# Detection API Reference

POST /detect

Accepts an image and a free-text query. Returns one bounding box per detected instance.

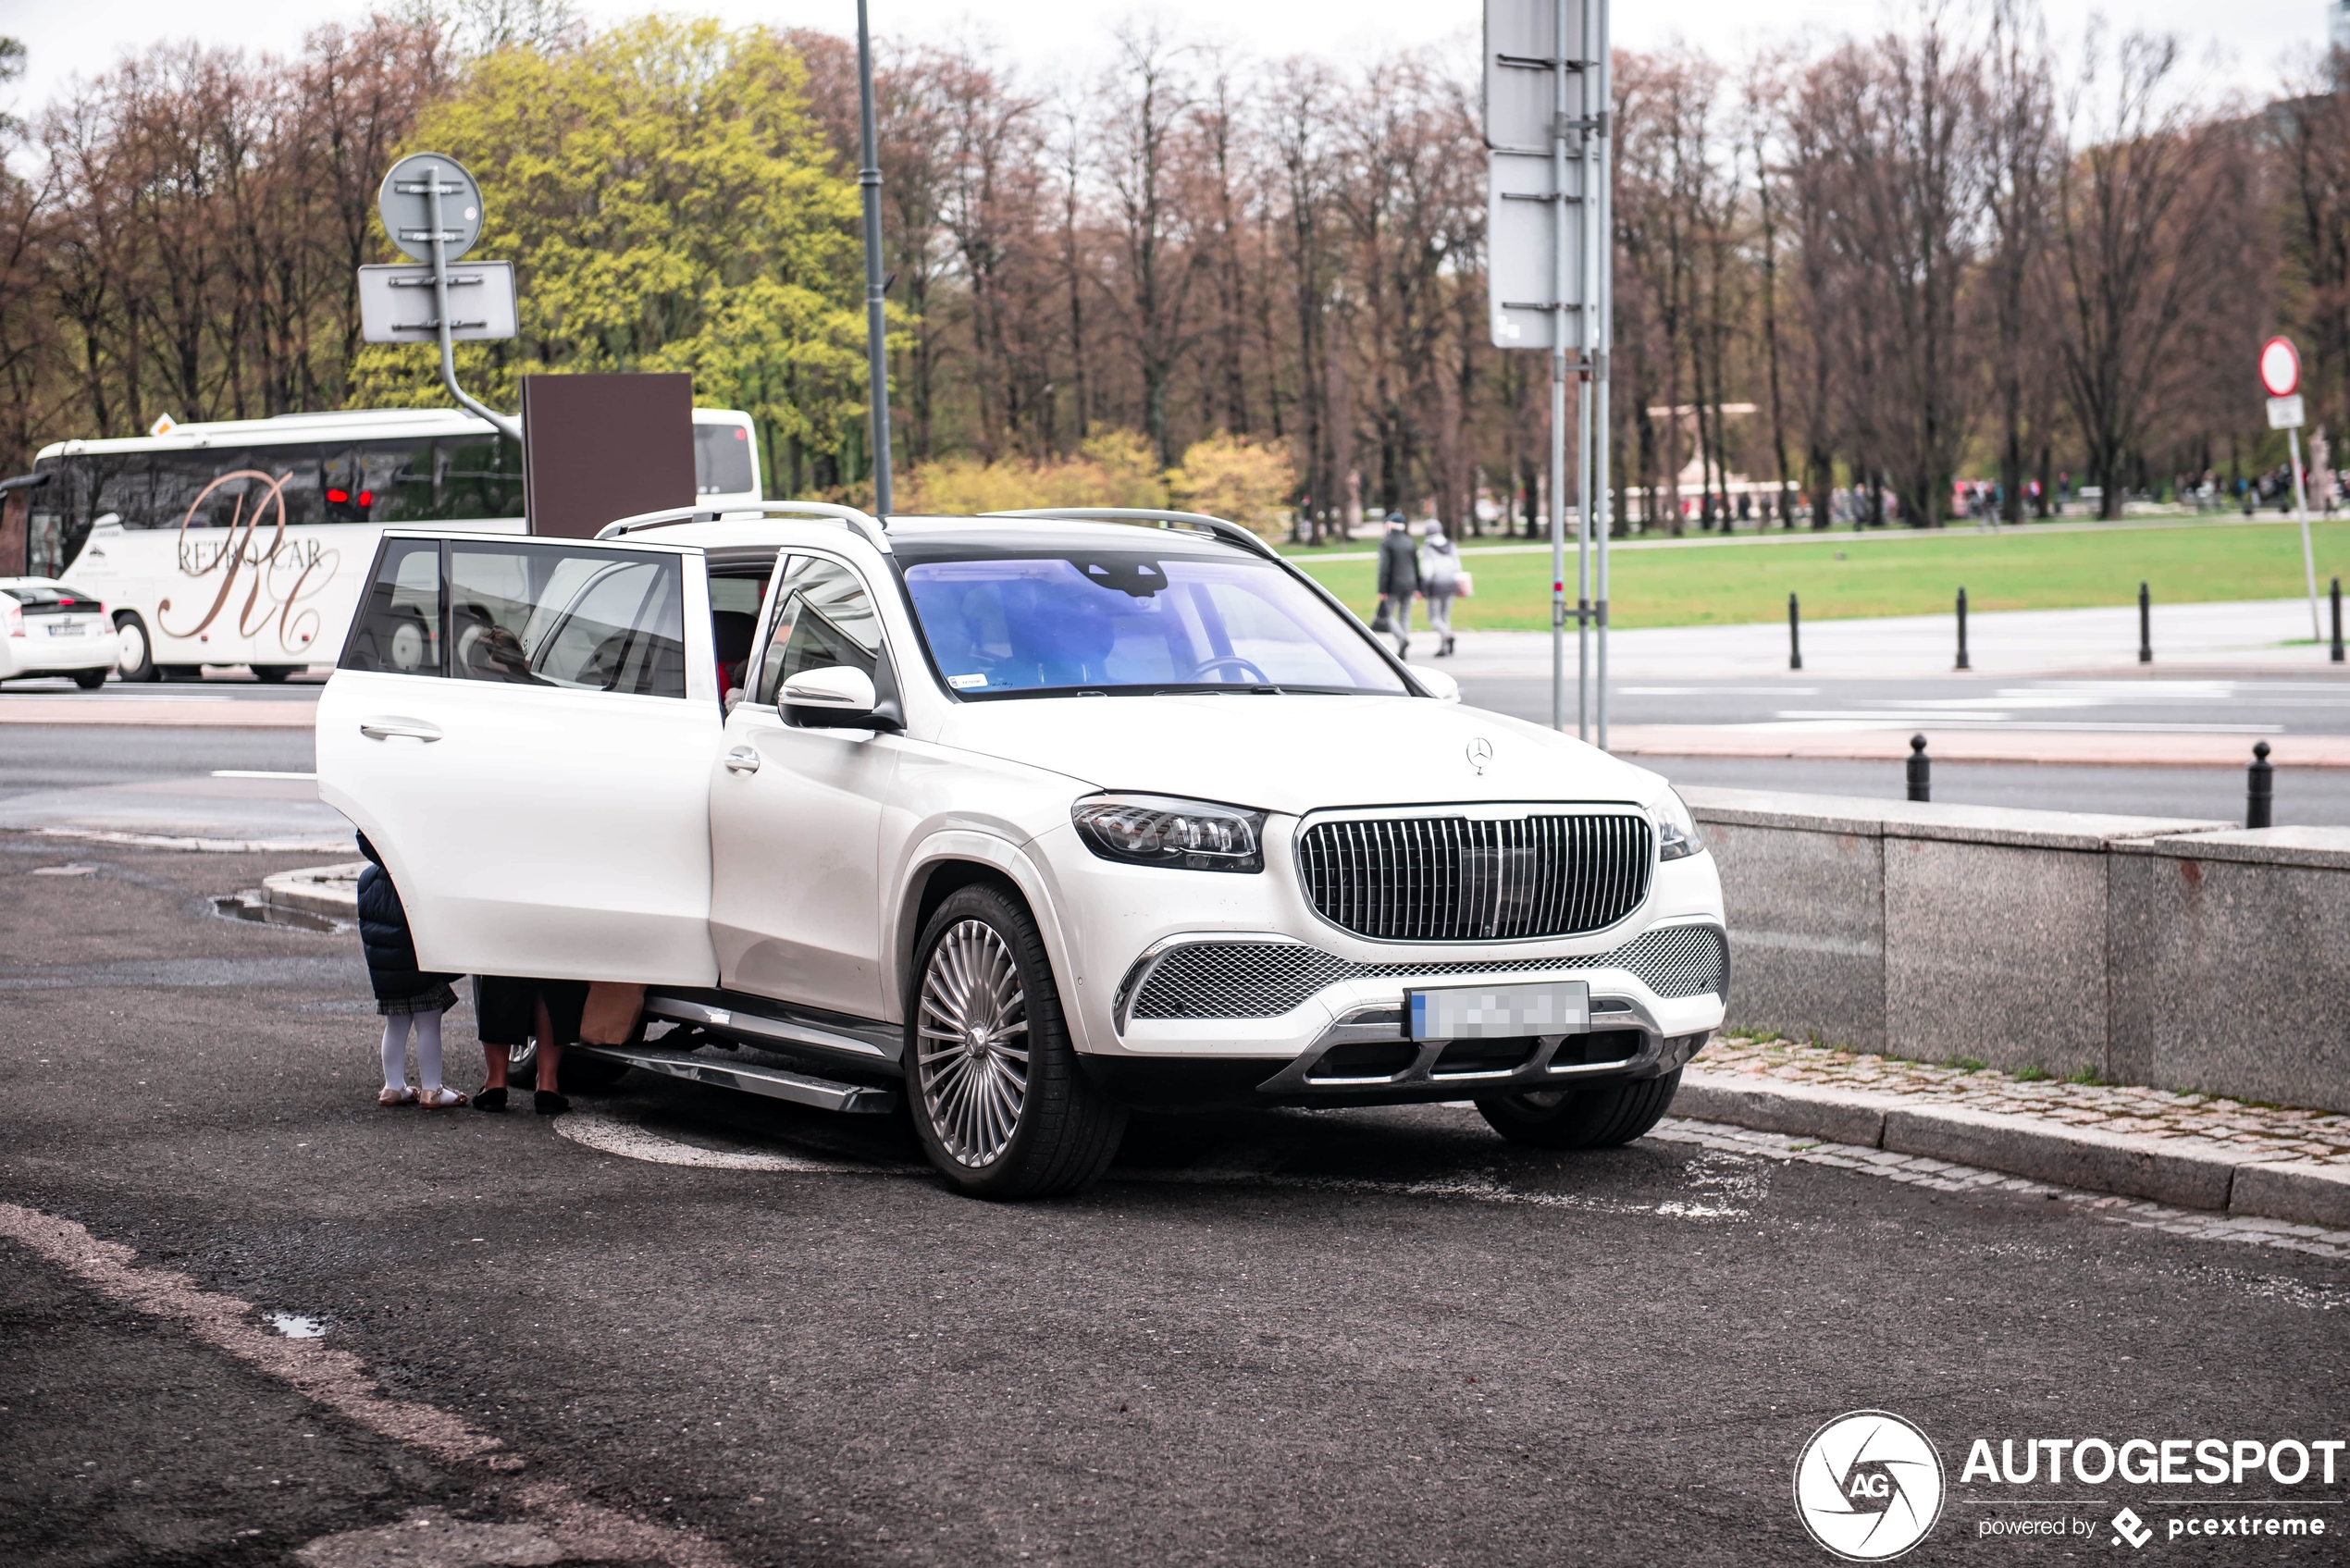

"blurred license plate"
[1408,980,1589,1040]
[45,620,88,636]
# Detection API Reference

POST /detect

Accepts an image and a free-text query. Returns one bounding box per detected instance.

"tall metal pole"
[2289,424,2319,641]
[422,160,519,444]
[856,0,894,517]
[1572,0,1592,742]
[1590,0,1612,752]
[1548,0,1571,733]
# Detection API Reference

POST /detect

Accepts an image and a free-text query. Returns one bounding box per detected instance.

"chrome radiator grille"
[1128,923,1729,1020]
[1296,813,1652,941]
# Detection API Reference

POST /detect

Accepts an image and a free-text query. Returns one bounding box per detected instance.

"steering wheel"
[1194,655,1271,685]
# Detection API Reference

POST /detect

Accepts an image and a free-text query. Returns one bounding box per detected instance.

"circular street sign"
[2259,336,2302,400]
[377,152,485,263]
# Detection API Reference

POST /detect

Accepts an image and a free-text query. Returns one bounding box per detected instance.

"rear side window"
[752,556,881,704]
[448,540,686,698]
[340,538,445,675]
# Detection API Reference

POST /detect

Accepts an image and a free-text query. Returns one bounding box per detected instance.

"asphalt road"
[4,836,2344,1566]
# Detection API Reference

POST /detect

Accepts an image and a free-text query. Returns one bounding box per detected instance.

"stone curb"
[262,862,365,918]
[1679,1068,2346,1230]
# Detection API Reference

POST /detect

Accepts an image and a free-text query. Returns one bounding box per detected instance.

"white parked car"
[316,504,1727,1197]
[1,578,115,687]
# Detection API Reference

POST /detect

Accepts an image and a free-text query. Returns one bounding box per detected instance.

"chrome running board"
[568,1043,898,1115]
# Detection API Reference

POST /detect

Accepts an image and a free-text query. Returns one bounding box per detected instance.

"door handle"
[360,717,443,743]
[724,745,761,774]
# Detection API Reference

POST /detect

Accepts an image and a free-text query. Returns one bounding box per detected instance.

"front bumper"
[1086,921,1725,1105]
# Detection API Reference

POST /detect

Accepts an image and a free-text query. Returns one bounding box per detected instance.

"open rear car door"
[316,530,723,985]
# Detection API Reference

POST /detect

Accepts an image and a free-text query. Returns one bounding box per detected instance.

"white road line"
[1650,1118,2350,1265]
[553,1104,2350,1265]
[211,770,318,780]
[551,1109,918,1175]
[31,826,352,853]
[0,1202,737,1566]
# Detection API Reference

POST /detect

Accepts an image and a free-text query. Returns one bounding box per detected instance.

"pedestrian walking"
[1375,512,1418,659]
[1417,525,1461,658]
[355,834,464,1108]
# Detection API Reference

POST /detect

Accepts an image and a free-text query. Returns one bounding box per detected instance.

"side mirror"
[1409,664,1462,703]
[781,664,897,730]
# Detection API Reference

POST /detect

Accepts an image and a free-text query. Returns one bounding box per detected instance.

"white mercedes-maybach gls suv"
[316,503,1727,1196]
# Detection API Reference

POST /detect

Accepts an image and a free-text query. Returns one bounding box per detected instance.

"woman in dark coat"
[355,833,464,1107]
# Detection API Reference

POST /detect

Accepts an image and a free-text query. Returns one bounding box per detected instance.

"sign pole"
[1591,0,1612,752]
[2291,425,2321,641]
[1549,0,1571,735]
[424,170,517,443]
[856,0,894,518]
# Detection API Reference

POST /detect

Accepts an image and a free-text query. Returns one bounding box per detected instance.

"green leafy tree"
[352,17,869,488]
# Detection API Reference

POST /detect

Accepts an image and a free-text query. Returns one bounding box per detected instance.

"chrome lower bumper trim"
[569,1043,898,1114]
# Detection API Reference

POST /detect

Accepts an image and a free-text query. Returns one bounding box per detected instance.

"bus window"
[437,435,526,519]
[150,449,319,531]
[695,422,757,496]
[90,454,156,528]
[323,440,435,524]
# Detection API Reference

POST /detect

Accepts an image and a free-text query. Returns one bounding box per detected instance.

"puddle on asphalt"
[210,891,352,934]
[266,1313,327,1339]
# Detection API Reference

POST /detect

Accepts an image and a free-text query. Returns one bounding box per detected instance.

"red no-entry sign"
[2260,336,2301,399]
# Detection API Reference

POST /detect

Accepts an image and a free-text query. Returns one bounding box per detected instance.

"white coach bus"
[23,406,763,681]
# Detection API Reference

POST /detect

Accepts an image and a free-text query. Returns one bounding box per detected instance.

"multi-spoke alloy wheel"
[916,919,1031,1167]
[904,885,1127,1198]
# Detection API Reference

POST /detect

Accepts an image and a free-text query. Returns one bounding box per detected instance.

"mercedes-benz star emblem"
[1466,737,1493,773]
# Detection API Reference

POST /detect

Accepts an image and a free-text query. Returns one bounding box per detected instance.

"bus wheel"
[251,665,295,684]
[114,614,157,683]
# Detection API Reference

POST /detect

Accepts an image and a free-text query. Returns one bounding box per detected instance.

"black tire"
[114,612,157,683]
[251,664,296,684]
[1476,1069,1683,1150]
[70,668,108,689]
[906,884,1126,1198]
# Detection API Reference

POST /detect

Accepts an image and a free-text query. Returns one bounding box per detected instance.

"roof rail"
[596,500,891,552]
[981,507,1279,561]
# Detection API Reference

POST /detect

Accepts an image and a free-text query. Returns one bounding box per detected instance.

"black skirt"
[472,975,590,1047]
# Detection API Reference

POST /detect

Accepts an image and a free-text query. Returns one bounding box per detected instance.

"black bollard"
[1954,587,1971,671]
[1907,734,1932,802]
[1788,592,1803,671]
[2247,741,2273,829]
[2332,576,2344,664]
[2138,581,2152,664]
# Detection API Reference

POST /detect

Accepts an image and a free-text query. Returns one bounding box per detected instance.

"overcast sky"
[4,0,2342,123]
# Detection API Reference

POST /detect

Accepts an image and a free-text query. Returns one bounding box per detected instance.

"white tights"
[381,1012,446,1093]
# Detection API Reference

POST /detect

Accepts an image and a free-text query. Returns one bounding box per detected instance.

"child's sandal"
[417,1086,469,1109]
[377,1085,417,1107]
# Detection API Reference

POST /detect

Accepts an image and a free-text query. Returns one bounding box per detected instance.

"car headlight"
[1071,793,1268,872]
[1653,789,1705,861]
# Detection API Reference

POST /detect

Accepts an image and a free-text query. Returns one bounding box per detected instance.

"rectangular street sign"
[1485,0,1590,153]
[1487,150,1583,350]
[2269,393,2307,430]
[357,262,519,345]
[1483,0,1596,352]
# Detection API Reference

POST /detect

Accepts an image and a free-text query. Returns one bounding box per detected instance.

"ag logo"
[1794,1410,1946,1561]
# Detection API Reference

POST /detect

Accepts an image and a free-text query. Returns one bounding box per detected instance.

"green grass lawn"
[1292,517,2350,630]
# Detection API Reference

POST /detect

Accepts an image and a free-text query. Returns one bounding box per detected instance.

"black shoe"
[534,1089,570,1117]
[474,1086,509,1113]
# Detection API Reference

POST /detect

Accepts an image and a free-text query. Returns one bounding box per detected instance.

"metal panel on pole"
[373,153,519,443]
[1484,0,1606,742]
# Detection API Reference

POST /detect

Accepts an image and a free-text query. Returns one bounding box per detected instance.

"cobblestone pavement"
[1698,1034,2350,1168]
[1653,1118,2350,1266]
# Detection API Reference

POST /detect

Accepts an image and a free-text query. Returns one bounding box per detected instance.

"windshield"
[901,549,1408,698]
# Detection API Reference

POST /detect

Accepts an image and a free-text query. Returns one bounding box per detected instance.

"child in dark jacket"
[355,833,464,1107]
